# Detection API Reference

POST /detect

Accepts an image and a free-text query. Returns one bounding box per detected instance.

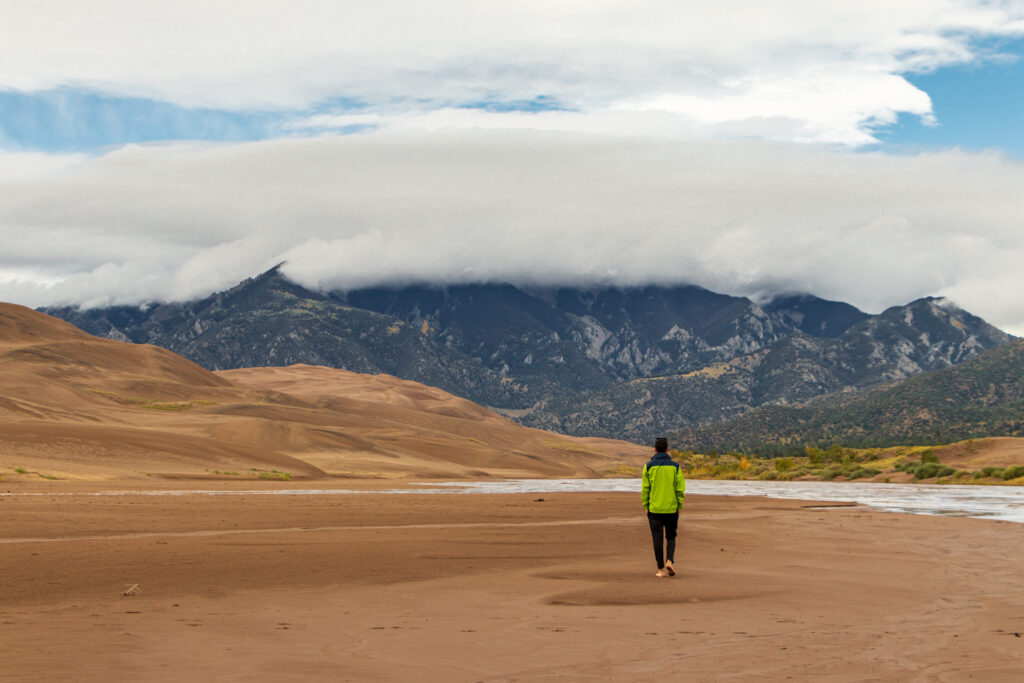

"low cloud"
[1,132,1023,333]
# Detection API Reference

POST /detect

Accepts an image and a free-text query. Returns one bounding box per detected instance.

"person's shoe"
[665,561,675,576]
[655,569,667,578]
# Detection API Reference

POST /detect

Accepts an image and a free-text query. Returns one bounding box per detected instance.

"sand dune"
[931,437,1024,468]
[0,304,645,484]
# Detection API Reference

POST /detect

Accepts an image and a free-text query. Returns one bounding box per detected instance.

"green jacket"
[641,452,686,513]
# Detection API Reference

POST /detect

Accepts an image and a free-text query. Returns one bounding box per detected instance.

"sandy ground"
[2,488,1023,682]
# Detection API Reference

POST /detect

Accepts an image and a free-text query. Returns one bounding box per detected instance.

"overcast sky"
[2,1,1023,333]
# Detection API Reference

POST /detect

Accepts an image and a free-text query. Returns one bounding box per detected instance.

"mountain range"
[42,266,1013,442]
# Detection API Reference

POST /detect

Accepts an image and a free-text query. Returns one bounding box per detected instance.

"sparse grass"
[542,440,602,455]
[892,445,941,458]
[87,389,217,411]
[147,402,195,411]
[14,467,26,474]
[258,471,291,481]
[603,463,640,477]
[37,473,58,480]
[861,454,907,470]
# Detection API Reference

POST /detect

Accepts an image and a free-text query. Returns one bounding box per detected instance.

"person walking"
[641,437,686,578]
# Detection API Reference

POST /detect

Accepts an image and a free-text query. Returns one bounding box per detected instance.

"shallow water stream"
[419,479,1024,528]
[8,479,1024,523]
[423,479,1024,523]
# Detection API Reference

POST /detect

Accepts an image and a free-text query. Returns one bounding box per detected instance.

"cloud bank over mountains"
[2,132,1023,333]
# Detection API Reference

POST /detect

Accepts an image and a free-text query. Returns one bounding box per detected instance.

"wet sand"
[2,489,1023,681]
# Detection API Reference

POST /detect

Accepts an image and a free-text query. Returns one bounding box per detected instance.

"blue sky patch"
[458,95,568,113]
[878,38,1024,157]
[0,87,280,153]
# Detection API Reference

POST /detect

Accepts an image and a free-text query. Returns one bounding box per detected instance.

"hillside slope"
[671,339,1024,454]
[0,303,644,483]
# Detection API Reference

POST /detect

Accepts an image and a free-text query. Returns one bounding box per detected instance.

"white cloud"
[1,132,1023,334]
[2,1,1023,145]
[0,150,86,180]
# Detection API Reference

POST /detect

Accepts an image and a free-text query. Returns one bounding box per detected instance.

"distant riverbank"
[657,437,1024,487]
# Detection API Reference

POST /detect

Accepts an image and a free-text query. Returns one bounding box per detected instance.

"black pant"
[647,512,679,569]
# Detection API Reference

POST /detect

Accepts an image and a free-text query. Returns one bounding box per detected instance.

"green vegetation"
[257,471,291,481]
[1002,465,1024,481]
[667,440,1024,486]
[7,467,57,480]
[973,467,1004,479]
[891,458,958,481]
[908,463,956,480]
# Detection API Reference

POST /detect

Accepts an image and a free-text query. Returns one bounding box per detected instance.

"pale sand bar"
[2,489,1023,681]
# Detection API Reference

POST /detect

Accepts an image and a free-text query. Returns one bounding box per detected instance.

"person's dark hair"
[654,437,668,452]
